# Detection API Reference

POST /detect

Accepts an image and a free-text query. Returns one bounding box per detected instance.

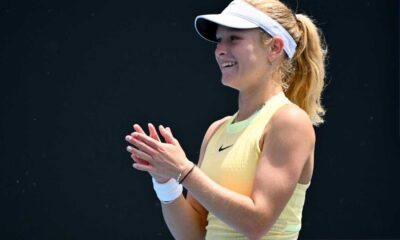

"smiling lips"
[221,61,237,68]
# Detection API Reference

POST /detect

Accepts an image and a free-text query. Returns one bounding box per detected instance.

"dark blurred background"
[0,0,398,239]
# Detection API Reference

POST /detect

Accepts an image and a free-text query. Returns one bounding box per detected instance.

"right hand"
[127,123,170,183]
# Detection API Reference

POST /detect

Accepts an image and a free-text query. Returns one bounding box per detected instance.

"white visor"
[194,0,297,59]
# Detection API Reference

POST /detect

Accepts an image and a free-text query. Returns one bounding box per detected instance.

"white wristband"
[152,178,183,202]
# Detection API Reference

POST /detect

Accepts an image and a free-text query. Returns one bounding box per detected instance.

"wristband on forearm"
[152,178,183,204]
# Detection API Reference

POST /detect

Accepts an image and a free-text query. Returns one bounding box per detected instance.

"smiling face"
[215,26,271,91]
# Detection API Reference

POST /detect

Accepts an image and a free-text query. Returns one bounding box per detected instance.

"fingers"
[133,123,162,142]
[160,126,181,147]
[128,123,157,173]
[127,145,153,163]
[127,146,155,172]
[166,127,172,135]
[133,124,145,134]
[126,135,154,158]
[131,132,162,151]
[127,123,178,177]
[127,145,149,165]
[126,124,164,165]
[131,154,150,166]
[148,123,161,141]
[159,125,174,144]
[133,162,154,172]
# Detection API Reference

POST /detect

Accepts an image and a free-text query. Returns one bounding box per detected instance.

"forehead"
[215,25,260,36]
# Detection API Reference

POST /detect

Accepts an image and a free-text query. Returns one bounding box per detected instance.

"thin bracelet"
[179,164,196,184]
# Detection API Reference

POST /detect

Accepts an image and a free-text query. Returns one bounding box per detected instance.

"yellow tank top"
[200,92,310,240]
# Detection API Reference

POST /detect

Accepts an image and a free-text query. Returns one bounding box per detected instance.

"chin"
[221,76,240,90]
[221,76,232,86]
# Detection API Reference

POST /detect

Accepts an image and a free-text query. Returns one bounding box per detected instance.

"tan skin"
[125,26,315,240]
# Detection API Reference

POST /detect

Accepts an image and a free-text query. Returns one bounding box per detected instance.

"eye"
[230,35,240,41]
[216,37,221,43]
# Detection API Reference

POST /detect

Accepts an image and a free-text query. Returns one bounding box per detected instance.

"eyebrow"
[221,27,248,33]
[216,28,248,38]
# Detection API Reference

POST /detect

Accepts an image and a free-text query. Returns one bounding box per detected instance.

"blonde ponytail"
[245,0,328,125]
[286,14,327,125]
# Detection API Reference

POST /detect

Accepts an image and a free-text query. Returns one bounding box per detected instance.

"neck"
[236,83,283,122]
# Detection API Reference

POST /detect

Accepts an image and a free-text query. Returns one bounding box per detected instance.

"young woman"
[125,0,327,239]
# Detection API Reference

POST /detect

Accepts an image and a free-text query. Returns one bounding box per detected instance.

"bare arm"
[127,106,315,239]
[127,118,229,239]
[181,106,315,239]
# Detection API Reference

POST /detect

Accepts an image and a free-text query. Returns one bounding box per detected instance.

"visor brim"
[194,14,258,42]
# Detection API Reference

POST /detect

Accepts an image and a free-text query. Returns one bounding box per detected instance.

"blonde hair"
[246,0,328,125]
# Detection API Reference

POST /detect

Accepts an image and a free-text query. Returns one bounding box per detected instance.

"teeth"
[222,62,236,68]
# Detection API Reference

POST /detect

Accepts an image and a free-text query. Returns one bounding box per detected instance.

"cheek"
[247,53,259,65]
[244,54,269,80]
[241,44,266,67]
[242,51,265,73]
[243,45,257,61]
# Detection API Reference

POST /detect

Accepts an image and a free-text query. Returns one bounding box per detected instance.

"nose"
[215,41,227,57]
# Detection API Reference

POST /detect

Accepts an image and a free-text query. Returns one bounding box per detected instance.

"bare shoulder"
[267,104,315,147]
[271,104,314,131]
[204,116,231,141]
[197,116,231,166]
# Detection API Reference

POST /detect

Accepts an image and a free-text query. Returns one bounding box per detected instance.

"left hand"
[127,123,169,183]
[126,125,192,181]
